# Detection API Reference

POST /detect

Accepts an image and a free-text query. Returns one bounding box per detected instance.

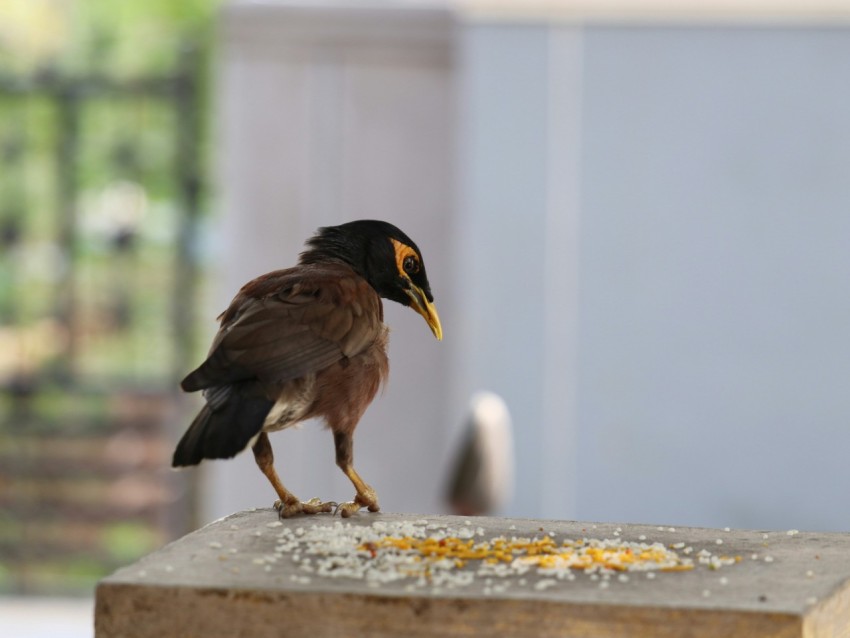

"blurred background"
[2,0,850,633]
[0,0,214,602]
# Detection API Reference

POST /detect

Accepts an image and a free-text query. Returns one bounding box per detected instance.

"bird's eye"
[403,255,420,275]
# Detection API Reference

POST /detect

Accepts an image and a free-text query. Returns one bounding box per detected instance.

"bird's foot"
[275,497,337,519]
[334,488,380,518]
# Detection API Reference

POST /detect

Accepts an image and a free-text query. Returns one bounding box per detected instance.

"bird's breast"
[310,327,390,434]
[260,327,389,434]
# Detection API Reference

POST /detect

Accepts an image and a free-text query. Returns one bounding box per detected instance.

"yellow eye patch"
[391,238,420,278]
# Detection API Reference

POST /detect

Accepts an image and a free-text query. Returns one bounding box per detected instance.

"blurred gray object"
[446,392,514,516]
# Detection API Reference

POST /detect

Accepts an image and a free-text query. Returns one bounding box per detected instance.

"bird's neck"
[299,231,368,277]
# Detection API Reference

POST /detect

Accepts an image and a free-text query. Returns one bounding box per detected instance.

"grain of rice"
[244,518,744,595]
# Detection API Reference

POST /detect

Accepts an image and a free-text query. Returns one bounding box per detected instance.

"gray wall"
[576,26,850,529]
[460,21,850,529]
[214,1,850,531]
[455,24,583,519]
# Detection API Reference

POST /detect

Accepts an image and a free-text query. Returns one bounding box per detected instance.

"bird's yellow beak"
[405,284,443,341]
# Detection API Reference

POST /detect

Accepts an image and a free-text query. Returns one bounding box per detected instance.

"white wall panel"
[206,2,456,522]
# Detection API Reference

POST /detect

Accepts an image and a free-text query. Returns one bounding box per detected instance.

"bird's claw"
[334,491,380,518]
[275,497,337,519]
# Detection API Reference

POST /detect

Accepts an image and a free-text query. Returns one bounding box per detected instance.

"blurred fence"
[0,46,203,595]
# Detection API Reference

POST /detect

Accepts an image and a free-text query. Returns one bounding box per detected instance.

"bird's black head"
[300,220,442,340]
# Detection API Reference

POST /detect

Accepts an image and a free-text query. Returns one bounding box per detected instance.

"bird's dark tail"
[172,390,274,467]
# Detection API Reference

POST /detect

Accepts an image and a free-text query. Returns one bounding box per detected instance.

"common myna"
[173,220,442,518]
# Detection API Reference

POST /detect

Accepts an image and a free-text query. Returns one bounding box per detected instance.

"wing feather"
[181,263,382,392]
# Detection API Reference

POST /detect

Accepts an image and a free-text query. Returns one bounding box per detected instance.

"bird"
[172,220,442,518]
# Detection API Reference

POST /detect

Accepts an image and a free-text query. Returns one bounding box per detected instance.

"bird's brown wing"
[181,263,384,392]
[173,264,384,465]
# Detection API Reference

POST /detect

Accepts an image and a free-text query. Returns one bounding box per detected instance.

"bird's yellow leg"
[251,433,336,518]
[333,431,380,518]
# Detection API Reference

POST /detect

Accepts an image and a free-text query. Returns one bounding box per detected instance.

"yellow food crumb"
[360,535,696,573]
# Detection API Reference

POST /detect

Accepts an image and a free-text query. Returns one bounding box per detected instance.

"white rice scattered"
[226,519,748,595]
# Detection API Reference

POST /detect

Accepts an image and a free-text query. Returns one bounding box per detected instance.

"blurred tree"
[0,0,221,596]
[0,1,66,70]
[0,0,221,75]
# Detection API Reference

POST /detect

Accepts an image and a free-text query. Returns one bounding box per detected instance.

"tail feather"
[181,346,250,392]
[172,390,274,466]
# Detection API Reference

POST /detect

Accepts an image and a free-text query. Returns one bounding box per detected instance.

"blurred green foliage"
[101,522,161,562]
[0,0,218,596]
[0,0,222,75]
[0,0,217,387]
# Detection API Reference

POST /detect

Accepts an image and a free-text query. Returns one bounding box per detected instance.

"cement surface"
[96,510,850,637]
